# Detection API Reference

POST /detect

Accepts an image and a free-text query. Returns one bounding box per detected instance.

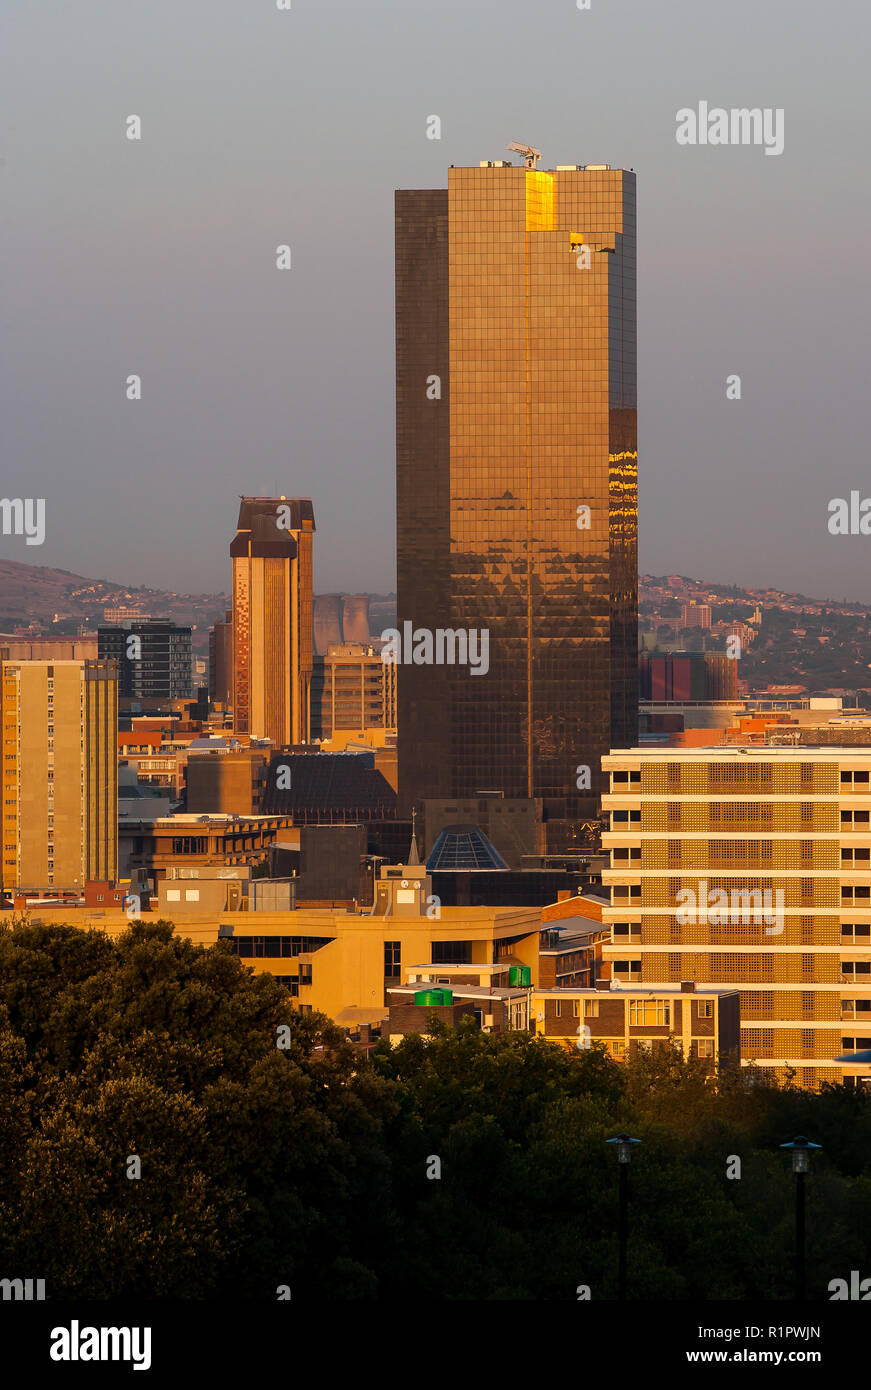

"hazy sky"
[3,0,870,601]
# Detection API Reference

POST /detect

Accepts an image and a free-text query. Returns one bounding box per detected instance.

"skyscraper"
[395,156,637,846]
[98,620,192,701]
[0,659,118,892]
[231,497,315,747]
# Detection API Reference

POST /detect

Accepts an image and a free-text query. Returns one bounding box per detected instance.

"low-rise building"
[531,980,739,1068]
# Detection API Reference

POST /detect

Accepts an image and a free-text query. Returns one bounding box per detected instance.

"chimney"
[680,980,696,993]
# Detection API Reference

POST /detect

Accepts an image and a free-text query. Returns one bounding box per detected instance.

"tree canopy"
[1,918,869,1300]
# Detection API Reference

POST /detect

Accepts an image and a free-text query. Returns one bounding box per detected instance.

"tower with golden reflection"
[395,156,637,846]
[231,497,315,748]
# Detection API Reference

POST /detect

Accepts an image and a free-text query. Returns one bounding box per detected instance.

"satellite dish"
[401,879,409,889]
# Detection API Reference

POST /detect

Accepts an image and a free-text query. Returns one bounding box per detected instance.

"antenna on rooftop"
[507,141,542,168]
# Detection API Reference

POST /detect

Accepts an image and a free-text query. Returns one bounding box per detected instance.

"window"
[230,935,331,959]
[609,1041,626,1059]
[584,998,599,1017]
[696,1039,714,1059]
[697,1000,713,1019]
[613,959,641,977]
[629,999,670,1027]
[384,941,401,979]
[431,940,472,964]
[298,964,312,986]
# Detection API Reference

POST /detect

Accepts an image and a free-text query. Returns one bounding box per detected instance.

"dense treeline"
[1,919,870,1300]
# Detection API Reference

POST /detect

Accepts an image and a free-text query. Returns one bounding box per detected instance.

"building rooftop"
[534,984,738,997]
[606,746,871,760]
[388,983,527,1003]
[426,825,509,872]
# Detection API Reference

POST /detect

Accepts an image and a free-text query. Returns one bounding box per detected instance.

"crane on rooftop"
[507,141,542,168]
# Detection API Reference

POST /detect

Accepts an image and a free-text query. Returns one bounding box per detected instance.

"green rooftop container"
[414,988,454,1007]
[508,965,531,988]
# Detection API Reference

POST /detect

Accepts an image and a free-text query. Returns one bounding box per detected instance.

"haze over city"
[3,0,870,599]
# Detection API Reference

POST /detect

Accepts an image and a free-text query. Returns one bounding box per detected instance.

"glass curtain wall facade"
[396,162,637,847]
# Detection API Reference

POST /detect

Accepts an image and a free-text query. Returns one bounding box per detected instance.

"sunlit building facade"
[1,659,118,892]
[602,746,871,1090]
[395,158,637,847]
[231,497,315,747]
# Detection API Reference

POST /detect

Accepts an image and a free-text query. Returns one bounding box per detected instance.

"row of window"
[549,996,715,1027]
[228,936,330,959]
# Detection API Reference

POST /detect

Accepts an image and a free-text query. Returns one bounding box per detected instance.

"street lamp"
[606,1133,641,1299]
[779,1136,821,1300]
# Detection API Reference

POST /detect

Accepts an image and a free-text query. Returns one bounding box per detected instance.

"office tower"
[209,609,233,707]
[231,497,315,747]
[602,746,871,1090]
[639,651,739,702]
[98,621,192,701]
[395,156,637,846]
[0,659,118,891]
[310,642,397,745]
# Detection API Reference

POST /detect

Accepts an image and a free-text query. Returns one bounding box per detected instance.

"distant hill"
[0,557,397,645]
[641,574,871,697]
[0,558,228,634]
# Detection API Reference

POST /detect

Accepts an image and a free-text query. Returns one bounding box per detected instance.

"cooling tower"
[313,593,343,656]
[342,594,371,645]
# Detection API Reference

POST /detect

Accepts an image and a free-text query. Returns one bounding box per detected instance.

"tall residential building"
[231,497,315,747]
[1,659,118,892]
[602,746,871,1090]
[98,621,192,701]
[395,156,637,845]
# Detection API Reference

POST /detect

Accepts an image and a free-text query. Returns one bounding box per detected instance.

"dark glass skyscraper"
[395,157,637,847]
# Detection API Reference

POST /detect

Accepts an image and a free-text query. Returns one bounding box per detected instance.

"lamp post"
[606,1133,641,1300]
[779,1136,821,1300]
